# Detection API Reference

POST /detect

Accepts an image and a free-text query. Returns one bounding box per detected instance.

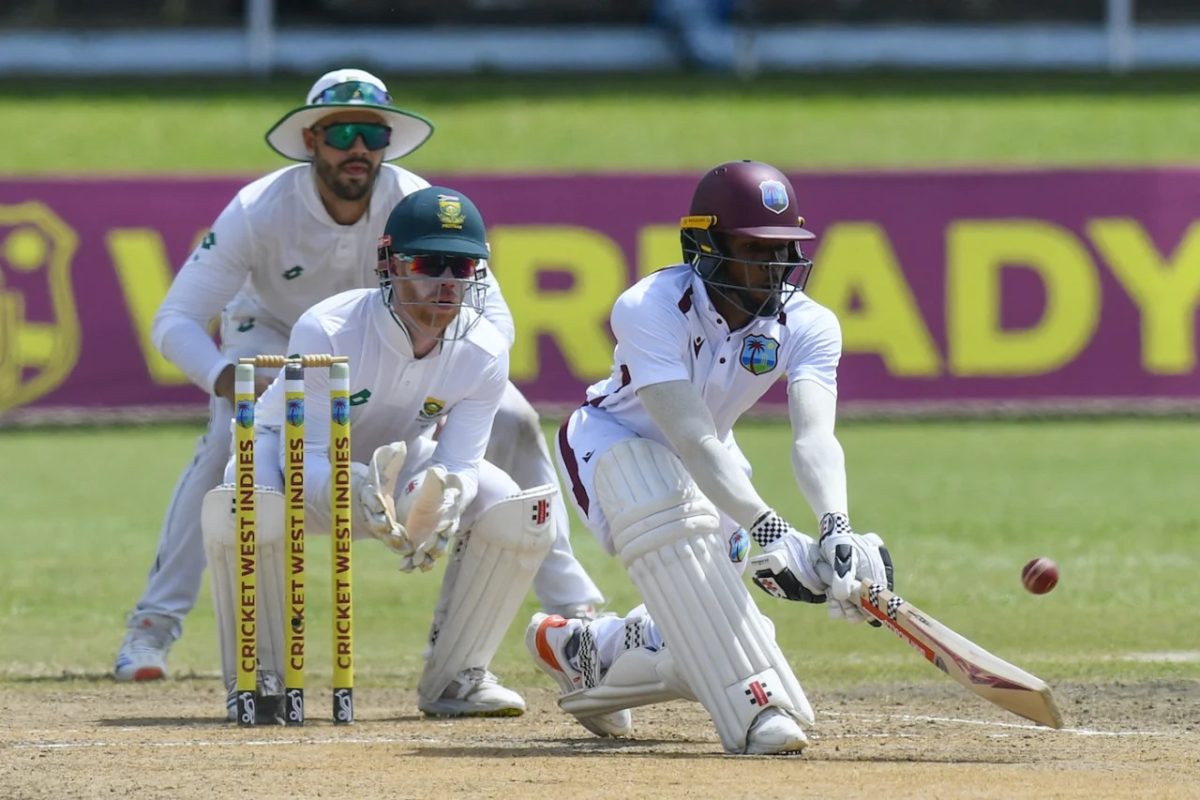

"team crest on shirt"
[739,334,779,375]
[437,195,465,230]
[759,180,789,214]
[419,396,447,420]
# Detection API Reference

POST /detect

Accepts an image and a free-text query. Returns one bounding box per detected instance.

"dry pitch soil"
[1,679,1197,799]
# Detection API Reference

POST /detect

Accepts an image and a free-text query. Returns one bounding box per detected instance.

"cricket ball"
[1021,557,1059,595]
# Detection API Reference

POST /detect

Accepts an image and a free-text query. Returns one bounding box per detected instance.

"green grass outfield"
[1,419,1195,689]
[2,71,1200,175]
[1,72,1197,700]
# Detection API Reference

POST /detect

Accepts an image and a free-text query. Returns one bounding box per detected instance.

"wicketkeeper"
[115,68,602,684]
[203,187,554,722]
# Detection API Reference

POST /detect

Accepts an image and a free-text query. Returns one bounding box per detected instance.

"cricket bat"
[859,578,1064,729]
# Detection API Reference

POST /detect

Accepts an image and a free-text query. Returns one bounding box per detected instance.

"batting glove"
[817,512,894,625]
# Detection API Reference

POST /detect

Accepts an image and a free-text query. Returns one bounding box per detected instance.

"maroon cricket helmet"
[684,160,815,242]
[680,160,816,316]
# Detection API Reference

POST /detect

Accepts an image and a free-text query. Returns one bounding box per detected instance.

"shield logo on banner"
[739,334,779,376]
[0,202,80,415]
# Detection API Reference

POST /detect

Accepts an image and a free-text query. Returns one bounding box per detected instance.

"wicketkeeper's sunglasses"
[312,122,392,152]
[394,254,480,279]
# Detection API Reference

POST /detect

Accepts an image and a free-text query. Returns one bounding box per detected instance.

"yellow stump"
[329,361,354,724]
[234,362,257,726]
[283,361,306,725]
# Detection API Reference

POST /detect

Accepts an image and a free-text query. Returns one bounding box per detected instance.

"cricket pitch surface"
[1,680,1196,799]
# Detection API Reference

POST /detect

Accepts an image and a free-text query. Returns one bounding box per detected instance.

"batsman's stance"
[528,161,894,754]
[203,187,553,722]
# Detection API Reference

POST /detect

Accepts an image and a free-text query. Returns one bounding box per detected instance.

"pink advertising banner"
[2,168,1199,421]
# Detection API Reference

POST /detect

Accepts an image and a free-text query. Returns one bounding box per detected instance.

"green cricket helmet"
[375,187,490,341]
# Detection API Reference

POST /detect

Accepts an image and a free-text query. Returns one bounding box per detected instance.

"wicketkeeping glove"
[357,442,414,557]
[817,512,894,625]
[399,466,464,573]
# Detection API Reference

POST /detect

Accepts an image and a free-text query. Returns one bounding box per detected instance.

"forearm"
[788,379,848,521]
[637,381,769,529]
[155,317,230,394]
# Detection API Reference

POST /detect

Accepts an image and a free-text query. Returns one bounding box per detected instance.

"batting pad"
[594,438,814,753]
[557,618,693,718]
[417,485,556,704]
[201,485,288,691]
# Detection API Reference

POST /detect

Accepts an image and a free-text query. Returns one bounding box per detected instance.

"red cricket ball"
[1021,557,1059,595]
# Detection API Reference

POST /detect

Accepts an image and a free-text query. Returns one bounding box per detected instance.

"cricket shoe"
[526,612,634,738]
[744,707,808,755]
[225,670,285,725]
[418,667,526,718]
[113,612,177,682]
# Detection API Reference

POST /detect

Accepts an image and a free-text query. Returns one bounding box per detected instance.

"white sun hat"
[265,68,434,162]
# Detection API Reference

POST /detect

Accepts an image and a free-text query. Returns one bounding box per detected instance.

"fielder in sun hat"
[265,68,435,162]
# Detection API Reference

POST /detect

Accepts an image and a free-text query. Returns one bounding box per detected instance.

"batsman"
[528,160,894,754]
[202,186,554,722]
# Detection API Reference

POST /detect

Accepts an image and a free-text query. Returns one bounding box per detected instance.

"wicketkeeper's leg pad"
[417,484,556,704]
[201,485,288,695]
[593,437,814,753]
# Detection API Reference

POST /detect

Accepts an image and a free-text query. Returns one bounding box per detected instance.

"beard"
[314,153,380,201]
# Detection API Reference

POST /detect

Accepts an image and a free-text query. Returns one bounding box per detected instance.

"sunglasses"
[311,80,392,106]
[312,122,392,152]
[393,254,480,279]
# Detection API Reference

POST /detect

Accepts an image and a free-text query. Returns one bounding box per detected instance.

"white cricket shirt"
[152,163,512,394]
[255,288,509,509]
[585,265,841,446]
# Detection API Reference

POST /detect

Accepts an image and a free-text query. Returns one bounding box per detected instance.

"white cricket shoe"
[744,707,808,755]
[526,612,634,738]
[418,667,526,718]
[113,612,176,682]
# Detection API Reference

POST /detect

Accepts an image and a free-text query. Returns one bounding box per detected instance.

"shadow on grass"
[3,71,1200,104]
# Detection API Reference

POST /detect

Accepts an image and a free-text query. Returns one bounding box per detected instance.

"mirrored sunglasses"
[313,122,392,151]
[311,80,392,106]
[394,254,480,279]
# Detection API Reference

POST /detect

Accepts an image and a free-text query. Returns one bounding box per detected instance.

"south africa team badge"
[739,334,779,376]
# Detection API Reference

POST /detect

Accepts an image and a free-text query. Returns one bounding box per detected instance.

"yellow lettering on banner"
[490,226,624,381]
[106,228,189,385]
[806,223,941,376]
[1088,218,1200,374]
[637,224,682,279]
[947,220,1099,376]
